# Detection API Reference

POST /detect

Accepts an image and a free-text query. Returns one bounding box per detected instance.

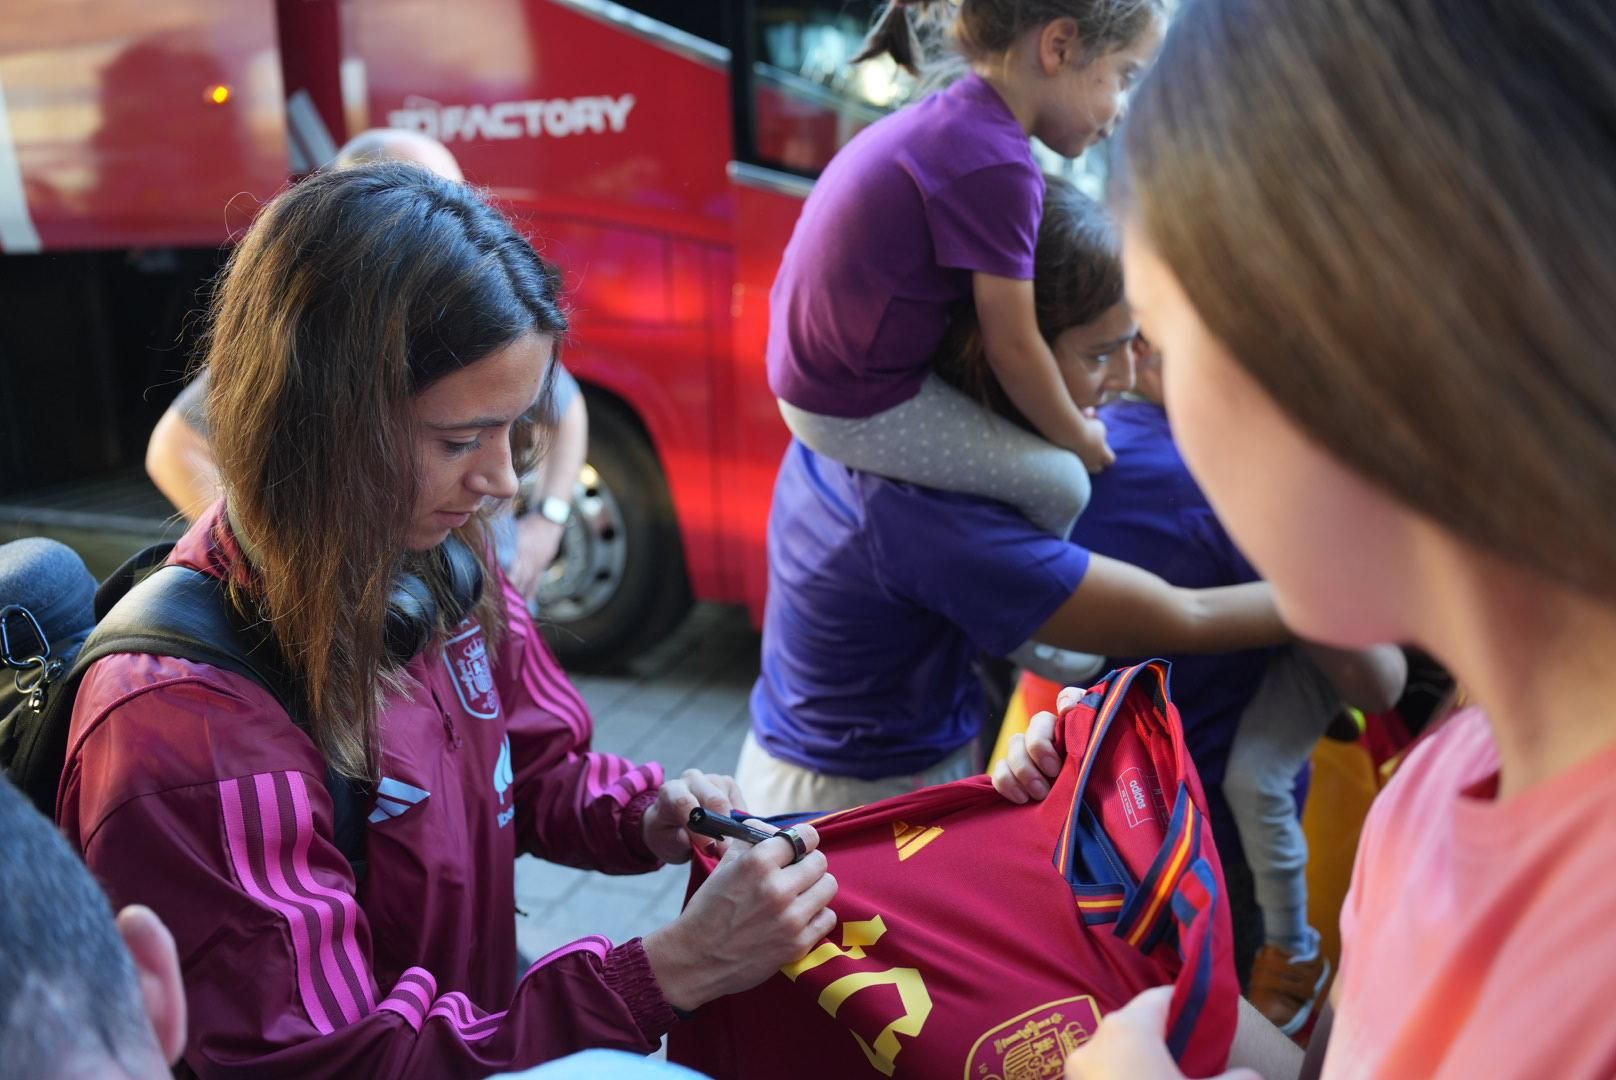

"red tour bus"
[0,0,908,663]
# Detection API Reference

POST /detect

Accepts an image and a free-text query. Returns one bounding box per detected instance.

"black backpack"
[0,543,369,882]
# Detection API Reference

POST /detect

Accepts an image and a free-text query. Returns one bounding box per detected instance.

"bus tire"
[531,395,693,668]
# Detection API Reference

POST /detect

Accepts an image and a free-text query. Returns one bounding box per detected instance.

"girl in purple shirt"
[767,0,1165,540]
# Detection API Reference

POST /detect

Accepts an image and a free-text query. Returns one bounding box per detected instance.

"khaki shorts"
[734,730,981,818]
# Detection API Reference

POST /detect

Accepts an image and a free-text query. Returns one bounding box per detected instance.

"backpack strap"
[19,558,370,883]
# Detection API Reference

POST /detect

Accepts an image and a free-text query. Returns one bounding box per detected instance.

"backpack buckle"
[1,605,60,710]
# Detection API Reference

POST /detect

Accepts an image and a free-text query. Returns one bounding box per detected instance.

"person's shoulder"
[1395,707,1496,789]
[862,470,1033,530]
[71,652,322,803]
[1097,400,1176,462]
[900,78,1037,189]
[933,75,1033,146]
[1100,397,1169,430]
[863,476,1076,581]
[1369,708,1493,812]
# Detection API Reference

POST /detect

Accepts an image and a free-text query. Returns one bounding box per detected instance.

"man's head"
[0,779,185,1079]
[333,128,463,181]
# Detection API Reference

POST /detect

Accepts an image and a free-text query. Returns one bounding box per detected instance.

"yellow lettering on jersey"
[892,821,944,862]
[781,916,887,980]
[820,965,934,1076]
[778,913,933,1075]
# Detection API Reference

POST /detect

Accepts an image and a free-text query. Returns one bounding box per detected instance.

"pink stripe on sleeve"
[525,934,612,973]
[510,615,591,742]
[377,997,424,1031]
[284,771,378,1013]
[589,757,657,808]
[584,755,608,800]
[219,777,335,1035]
[254,773,366,1027]
[427,992,503,1041]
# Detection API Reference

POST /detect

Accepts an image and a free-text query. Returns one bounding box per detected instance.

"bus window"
[742,1,908,177]
[732,0,1110,194]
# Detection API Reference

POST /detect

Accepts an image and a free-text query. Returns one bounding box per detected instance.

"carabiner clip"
[0,604,49,670]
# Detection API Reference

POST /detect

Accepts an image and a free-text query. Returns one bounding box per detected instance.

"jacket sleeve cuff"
[619,788,661,864]
[605,937,680,1043]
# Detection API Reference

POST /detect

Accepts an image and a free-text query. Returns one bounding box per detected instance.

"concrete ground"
[514,602,760,962]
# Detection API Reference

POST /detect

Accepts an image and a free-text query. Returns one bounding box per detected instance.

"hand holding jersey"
[671,661,1239,1079]
[1003,706,1187,1080]
[993,705,1066,803]
[1063,987,1262,1080]
[1005,695,1298,1080]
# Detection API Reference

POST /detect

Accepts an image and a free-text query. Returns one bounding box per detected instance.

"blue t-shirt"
[752,441,1091,778]
[1070,399,1273,853]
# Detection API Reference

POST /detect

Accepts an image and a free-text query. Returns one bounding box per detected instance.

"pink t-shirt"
[1325,707,1616,1079]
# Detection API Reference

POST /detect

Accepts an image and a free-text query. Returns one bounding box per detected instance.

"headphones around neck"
[226,506,484,665]
[384,534,485,664]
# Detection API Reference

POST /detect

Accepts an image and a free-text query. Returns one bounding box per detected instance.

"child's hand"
[992,710,1063,803]
[1074,410,1116,473]
[1064,986,1261,1080]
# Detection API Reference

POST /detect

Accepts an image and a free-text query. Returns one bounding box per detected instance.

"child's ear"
[1039,16,1084,73]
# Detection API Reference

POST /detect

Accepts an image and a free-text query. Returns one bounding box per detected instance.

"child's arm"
[974,272,1115,470]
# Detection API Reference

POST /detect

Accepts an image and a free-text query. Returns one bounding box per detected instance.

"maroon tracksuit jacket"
[57,506,676,1076]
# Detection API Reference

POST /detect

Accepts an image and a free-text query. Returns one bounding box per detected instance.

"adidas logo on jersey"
[1117,767,1169,830]
[892,821,943,862]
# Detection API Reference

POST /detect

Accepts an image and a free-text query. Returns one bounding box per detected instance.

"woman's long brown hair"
[203,163,566,780]
[1121,0,1616,599]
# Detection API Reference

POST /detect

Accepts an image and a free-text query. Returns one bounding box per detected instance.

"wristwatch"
[536,495,571,526]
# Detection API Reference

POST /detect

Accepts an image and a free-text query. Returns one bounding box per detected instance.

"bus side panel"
[345,0,733,241]
[511,213,728,607]
[725,174,804,626]
[0,0,289,252]
[349,0,738,605]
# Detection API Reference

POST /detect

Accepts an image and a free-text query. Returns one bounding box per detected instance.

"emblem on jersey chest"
[966,995,1101,1080]
[443,621,500,719]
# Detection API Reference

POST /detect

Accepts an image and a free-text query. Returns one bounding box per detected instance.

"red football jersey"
[669,660,1238,1079]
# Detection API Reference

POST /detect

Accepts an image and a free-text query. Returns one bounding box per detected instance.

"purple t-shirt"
[767,74,1043,418]
[1069,399,1275,856]
[751,441,1091,778]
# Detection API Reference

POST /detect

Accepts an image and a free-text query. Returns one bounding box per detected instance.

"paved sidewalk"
[514,603,760,961]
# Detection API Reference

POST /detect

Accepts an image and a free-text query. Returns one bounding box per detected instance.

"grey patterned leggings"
[1224,646,1340,954]
[778,375,1091,537]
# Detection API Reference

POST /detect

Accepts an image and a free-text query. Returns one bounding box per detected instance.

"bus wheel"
[528,397,692,668]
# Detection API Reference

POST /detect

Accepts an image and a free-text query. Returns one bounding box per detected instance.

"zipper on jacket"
[425,681,462,749]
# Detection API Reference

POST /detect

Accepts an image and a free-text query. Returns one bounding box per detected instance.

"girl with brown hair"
[998,1,1616,1076]
[54,163,838,1077]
